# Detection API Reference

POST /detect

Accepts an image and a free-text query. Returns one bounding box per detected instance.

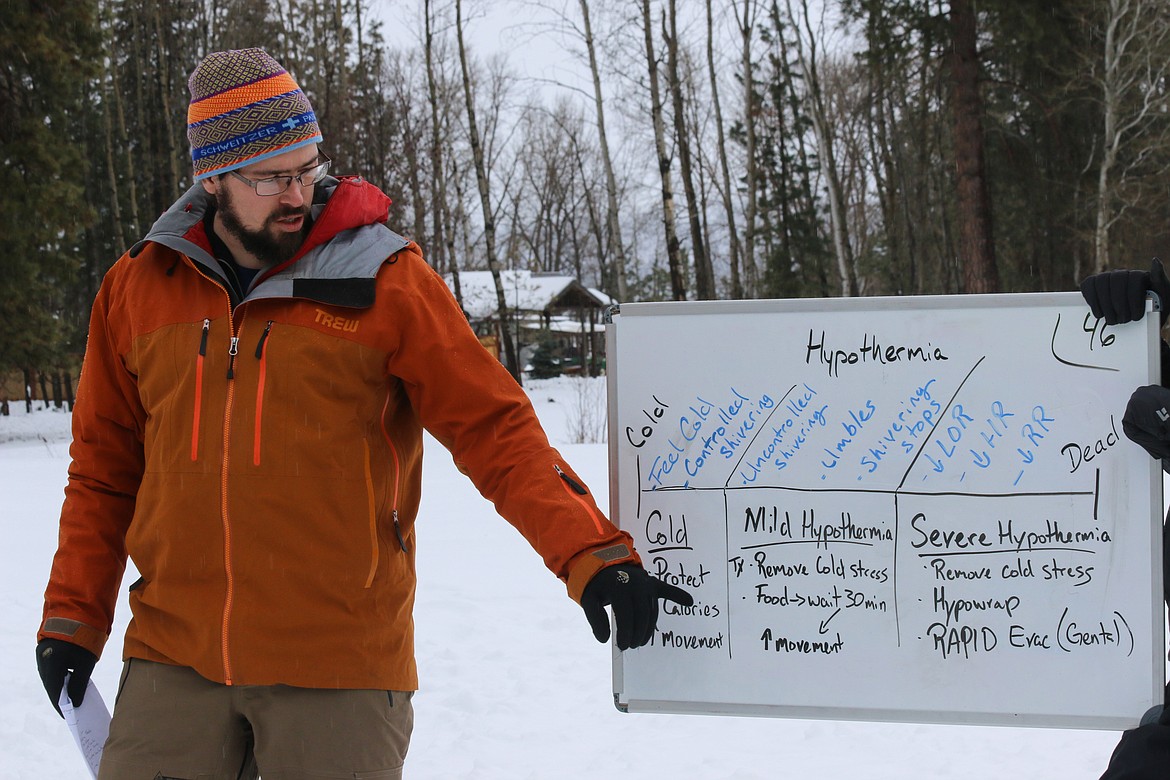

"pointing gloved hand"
[581,563,694,650]
[1122,385,1170,461]
[1081,258,1170,325]
[36,638,97,717]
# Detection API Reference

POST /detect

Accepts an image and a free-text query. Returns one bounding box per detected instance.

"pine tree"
[0,1,100,375]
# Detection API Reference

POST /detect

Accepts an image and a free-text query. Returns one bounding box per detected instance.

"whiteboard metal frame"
[605,291,1165,730]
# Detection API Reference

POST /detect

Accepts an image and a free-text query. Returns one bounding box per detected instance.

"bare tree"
[783,0,858,297]
[455,0,521,381]
[98,3,127,256]
[684,51,716,283]
[513,103,585,274]
[1087,0,1170,274]
[665,0,714,299]
[532,99,613,290]
[578,0,630,301]
[825,54,877,294]
[641,0,686,301]
[707,0,744,299]
[151,3,183,195]
[424,0,456,303]
[331,0,353,166]
[732,0,761,296]
[383,51,429,246]
[859,8,910,294]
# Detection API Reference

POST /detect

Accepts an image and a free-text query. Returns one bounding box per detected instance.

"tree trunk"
[456,0,521,382]
[398,83,428,251]
[101,49,127,255]
[1093,0,1170,277]
[735,0,760,296]
[642,0,686,301]
[786,0,858,297]
[112,44,140,238]
[708,0,744,299]
[573,136,609,291]
[579,0,629,301]
[445,156,463,310]
[355,0,364,69]
[451,158,474,270]
[424,0,448,275]
[1094,0,1129,274]
[103,0,140,240]
[51,372,63,409]
[666,0,714,299]
[38,371,50,411]
[861,6,908,294]
[333,0,352,166]
[129,11,152,211]
[948,0,1000,293]
[152,3,181,196]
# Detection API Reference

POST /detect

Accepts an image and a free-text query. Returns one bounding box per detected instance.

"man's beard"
[215,184,311,266]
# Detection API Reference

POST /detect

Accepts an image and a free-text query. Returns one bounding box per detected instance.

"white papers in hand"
[58,674,111,779]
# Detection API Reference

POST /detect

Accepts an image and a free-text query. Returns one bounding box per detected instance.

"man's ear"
[200,177,218,196]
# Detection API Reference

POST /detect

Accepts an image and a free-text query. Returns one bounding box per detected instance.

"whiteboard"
[606,292,1164,729]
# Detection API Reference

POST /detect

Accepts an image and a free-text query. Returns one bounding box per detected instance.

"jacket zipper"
[219,306,244,686]
[252,321,273,466]
[379,392,409,552]
[191,319,210,461]
[555,464,606,535]
[226,335,240,379]
[184,256,245,685]
[362,440,379,587]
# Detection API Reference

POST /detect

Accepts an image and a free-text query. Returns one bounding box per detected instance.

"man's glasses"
[228,152,332,196]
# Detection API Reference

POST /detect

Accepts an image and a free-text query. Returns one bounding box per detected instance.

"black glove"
[581,564,694,650]
[1100,720,1170,780]
[1122,385,1170,461]
[1081,258,1170,325]
[36,638,97,717]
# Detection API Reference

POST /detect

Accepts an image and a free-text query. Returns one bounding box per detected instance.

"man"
[36,48,690,779]
[1082,260,1170,780]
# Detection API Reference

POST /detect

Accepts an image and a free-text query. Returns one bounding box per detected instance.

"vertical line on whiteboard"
[636,455,643,519]
[1094,468,1100,520]
[893,491,901,647]
[724,486,733,659]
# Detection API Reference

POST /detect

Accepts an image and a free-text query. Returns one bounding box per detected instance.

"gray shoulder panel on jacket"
[247,224,409,308]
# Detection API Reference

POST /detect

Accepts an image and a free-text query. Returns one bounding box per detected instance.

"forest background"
[5,0,1170,391]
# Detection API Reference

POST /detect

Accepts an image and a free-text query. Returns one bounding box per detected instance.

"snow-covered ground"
[0,378,1134,778]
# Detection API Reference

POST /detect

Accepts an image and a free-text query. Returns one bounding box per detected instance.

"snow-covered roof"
[447,270,609,320]
[587,287,617,308]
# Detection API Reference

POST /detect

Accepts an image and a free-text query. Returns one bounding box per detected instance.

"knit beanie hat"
[187,48,323,181]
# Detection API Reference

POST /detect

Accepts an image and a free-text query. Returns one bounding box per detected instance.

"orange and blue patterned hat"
[187,48,323,181]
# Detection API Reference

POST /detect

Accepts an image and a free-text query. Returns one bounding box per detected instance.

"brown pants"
[98,659,413,780]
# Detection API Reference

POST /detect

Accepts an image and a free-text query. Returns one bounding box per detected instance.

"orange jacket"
[39,176,638,691]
